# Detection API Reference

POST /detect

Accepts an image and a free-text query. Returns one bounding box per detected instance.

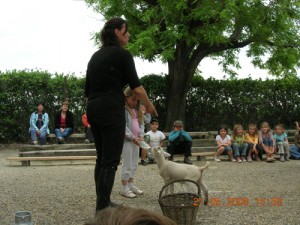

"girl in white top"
[120,87,145,198]
[215,126,235,162]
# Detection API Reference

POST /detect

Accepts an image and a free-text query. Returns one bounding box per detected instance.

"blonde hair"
[260,121,270,131]
[85,206,177,225]
[246,123,258,135]
[124,86,143,123]
[232,124,244,139]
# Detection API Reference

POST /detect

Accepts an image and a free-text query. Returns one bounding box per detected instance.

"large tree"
[85,0,300,130]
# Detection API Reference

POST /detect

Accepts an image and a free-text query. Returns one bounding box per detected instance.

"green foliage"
[141,75,300,131]
[85,0,300,76]
[0,70,86,143]
[1,71,300,142]
[140,74,168,125]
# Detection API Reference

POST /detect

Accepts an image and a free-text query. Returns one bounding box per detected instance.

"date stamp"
[193,197,283,207]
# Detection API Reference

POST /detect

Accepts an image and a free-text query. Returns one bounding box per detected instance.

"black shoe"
[140,160,148,166]
[184,157,193,165]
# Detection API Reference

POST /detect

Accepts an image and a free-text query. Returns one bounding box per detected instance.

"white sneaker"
[236,157,242,163]
[230,157,236,162]
[120,188,136,198]
[214,156,221,162]
[130,185,144,195]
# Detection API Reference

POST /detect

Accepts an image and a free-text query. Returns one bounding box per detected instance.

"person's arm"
[159,132,166,147]
[121,49,157,116]
[29,113,38,130]
[124,109,137,143]
[132,86,157,116]
[254,134,259,144]
[168,130,180,142]
[40,113,49,132]
[284,133,289,145]
[82,114,89,127]
[230,135,234,143]
[125,126,135,141]
[181,130,192,141]
[215,135,223,148]
[221,135,231,146]
[244,133,253,144]
[258,130,263,144]
[272,135,277,152]
[84,60,92,99]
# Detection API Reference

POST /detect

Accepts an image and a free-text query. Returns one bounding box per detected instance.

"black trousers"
[87,94,125,211]
[167,141,192,158]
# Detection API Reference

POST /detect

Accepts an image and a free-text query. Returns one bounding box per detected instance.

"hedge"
[1,70,299,143]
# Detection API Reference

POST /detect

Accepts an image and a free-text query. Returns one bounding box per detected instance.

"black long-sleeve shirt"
[85,46,141,101]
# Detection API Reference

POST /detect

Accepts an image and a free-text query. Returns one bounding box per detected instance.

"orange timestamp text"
[193,197,283,207]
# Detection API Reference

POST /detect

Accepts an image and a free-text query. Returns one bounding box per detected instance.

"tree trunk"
[164,53,196,131]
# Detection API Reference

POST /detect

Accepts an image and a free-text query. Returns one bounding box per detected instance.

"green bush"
[0,70,86,143]
[1,70,299,143]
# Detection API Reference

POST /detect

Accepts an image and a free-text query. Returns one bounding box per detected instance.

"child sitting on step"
[215,125,234,162]
[273,123,290,162]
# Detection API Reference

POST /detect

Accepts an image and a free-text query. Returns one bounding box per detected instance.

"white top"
[146,130,166,147]
[216,134,231,144]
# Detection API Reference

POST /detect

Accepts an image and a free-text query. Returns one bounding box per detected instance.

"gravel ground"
[1,147,300,225]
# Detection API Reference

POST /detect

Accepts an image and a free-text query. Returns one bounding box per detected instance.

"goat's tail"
[198,161,209,172]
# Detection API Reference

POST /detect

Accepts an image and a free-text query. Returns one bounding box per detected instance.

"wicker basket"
[158,179,201,225]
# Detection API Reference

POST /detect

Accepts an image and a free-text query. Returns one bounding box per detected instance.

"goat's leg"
[199,181,209,205]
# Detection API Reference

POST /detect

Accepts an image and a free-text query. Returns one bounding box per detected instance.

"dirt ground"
[1,147,300,225]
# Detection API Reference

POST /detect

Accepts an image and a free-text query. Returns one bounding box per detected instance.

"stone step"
[19,143,95,152]
[19,149,96,157]
[192,146,216,152]
[192,139,216,146]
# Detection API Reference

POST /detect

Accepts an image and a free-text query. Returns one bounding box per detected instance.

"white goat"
[151,146,209,205]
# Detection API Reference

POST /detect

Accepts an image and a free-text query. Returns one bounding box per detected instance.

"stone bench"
[8,130,296,166]
[46,133,86,144]
[6,156,96,166]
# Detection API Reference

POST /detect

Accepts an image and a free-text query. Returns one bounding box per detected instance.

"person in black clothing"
[54,101,74,144]
[85,18,157,212]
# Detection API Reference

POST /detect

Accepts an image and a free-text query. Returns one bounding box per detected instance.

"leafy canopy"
[85,0,300,77]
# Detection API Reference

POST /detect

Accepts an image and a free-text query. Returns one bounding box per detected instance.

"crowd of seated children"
[214,122,296,162]
[29,104,298,163]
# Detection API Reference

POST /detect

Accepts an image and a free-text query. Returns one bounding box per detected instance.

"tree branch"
[265,40,298,48]
[187,39,253,73]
